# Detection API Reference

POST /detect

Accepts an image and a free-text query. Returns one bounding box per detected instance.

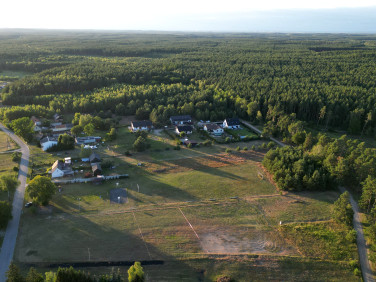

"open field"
[0,131,18,152]
[14,130,360,280]
[0,70,31,81]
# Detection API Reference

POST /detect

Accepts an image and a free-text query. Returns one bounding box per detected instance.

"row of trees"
[6,261,144,282]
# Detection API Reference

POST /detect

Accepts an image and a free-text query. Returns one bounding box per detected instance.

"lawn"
[14,136,360,281]
[0,70,32,81]
[0,130,18,152]
[230,128,259,138]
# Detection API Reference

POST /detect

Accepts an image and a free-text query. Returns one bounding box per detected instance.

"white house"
[51,160,74,178]
[51,160,65,178]
[40,136,58,151]
[204,123,224,135]
[131,120,153,132]
[223,118,241,129]
[175,125,193,135]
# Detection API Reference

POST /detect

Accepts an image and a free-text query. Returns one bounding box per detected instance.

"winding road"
[0,123,30,282]
[242,119,374,281]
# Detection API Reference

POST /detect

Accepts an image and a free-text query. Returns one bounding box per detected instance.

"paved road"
[240,119,286,147]
[339,187,375,282]
[0,123,29,282]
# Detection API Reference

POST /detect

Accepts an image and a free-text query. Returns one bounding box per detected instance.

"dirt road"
[339,187,375,282]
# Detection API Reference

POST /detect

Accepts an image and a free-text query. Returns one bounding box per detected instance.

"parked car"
[24,202,33,208]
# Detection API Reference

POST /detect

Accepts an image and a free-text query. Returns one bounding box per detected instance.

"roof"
[225,118,240,126]
[131,120,153,127]
[40,136,58,144]
[92,163,102,171]
[170,115,192,122]
[205,123,221,130]
[90,152,101,162]
[31,116,40,122]
[176,125,193,132]
[51,160,64,173]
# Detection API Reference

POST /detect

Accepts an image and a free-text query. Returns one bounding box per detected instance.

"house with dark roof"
[204,123,224,135]
[170,115,192,125]
[175,125,193,135]
[92,163,102,176]
[89,152,101,163]
[223,118,241,129]
[75,136,101,145]
[131,120,153,132]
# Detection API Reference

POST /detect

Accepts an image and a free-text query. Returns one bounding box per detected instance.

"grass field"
[14,132,360,280]
[0,70,31,81]
[0,131,18,152]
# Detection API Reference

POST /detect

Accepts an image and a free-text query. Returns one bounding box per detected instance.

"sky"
[1,0,376,32]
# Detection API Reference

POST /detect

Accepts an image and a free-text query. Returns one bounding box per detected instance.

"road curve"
[339,187,375,282]
[240,119,286,147]
[0,123,30,282]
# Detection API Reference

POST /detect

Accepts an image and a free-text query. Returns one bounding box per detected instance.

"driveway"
[0,123,30,282]
[240,119,286,147]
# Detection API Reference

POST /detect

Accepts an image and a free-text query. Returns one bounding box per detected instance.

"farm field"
[14,143,360,280]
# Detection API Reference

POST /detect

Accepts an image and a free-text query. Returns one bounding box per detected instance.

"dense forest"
[1,31,376,135]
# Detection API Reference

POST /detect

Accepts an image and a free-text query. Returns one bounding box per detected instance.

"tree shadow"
[16,211,204,281]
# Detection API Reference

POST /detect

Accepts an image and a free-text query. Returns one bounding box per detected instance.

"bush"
[251,145,256,150]
[267,141,275,149]
[353,268,361,277]
[174,145,181,150]
[13,166,19,172]
[225,148,232,153]
[225,137,231,143]
[243,146,248,151]
[236,146,240,151]
[12,152,21,162]
[0,201,12,228]
[346,229,357,243]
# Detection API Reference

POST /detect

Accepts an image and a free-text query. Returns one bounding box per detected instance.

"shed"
[89,152,101,163]
[92,163,102,176]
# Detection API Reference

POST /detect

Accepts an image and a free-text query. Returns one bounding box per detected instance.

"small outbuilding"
[89,152,101,163]
[92,163,102,176]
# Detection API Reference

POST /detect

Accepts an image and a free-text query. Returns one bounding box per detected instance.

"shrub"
[236,146,240,151]
[267,141,275,149]
[225,148,232,153]
[12,152,21,162]
[353,268,361,277]
[243,146,248,151]
[251,145,256,150]
[346,229,357,243]
[13,166,19,172]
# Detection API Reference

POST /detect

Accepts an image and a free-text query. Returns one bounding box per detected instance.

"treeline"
[263,134,376,192]
[6,261,144,282]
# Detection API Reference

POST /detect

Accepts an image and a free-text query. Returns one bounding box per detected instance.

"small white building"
[40,136,58,151]
[223,118,241,129]
[51,160,74,178]
[51,160,65,178]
